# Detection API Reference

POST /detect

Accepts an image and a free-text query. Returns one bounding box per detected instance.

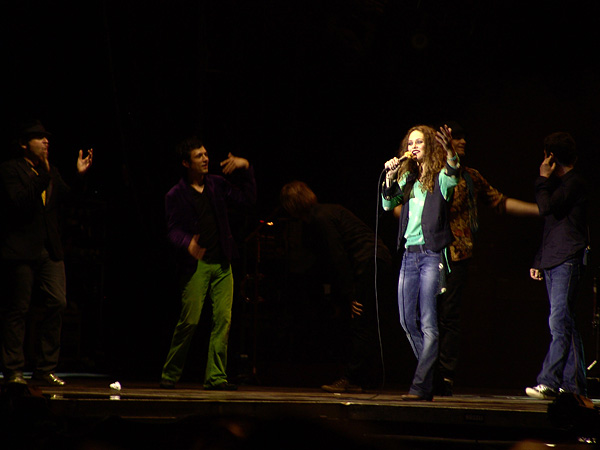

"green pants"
[161,260,233,387]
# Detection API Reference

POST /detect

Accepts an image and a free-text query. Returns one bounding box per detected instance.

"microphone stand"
[587,269,599,373]
[238,207,280,385]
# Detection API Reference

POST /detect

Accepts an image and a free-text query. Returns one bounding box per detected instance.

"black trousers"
[0,248,67,376]
[436,258,470,382]
[344,258,392,387]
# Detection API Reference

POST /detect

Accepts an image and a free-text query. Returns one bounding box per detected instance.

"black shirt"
[533,170,588,269]
[191,188,224,263]
[308,203,392,300]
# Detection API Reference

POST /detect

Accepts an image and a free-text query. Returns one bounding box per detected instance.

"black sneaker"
[321,377,363,393]
[525,384,558,399]
[159,379,176,389]
[5,372,27,386]
[204,382,237,391]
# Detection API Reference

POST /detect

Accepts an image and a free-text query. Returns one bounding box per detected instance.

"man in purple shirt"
[159,136,256,390]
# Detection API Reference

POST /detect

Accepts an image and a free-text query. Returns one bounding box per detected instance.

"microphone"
[385,151,413,172]
[398,151,414,162]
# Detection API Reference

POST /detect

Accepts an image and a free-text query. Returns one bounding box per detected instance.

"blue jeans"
[398,250,442,398]
[537,257,587,395]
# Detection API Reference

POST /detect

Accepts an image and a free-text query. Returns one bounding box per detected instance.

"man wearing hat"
[0,120,93,387]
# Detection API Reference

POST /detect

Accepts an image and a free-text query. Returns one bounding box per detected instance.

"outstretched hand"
[436,125,453,153]
[77,149,93,174]
[220,152,249,175]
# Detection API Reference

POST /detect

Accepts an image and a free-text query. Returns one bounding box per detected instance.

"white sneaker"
[525,384,558,399]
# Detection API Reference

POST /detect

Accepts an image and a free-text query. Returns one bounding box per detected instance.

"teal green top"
[382,170,458,247]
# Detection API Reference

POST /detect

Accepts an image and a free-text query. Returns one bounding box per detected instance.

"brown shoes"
[321,377,363,394]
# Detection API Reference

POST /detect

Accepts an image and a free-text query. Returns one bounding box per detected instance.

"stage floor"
[2,374,599,449]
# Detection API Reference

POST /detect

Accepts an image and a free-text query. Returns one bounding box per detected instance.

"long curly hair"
[395,125,446,193]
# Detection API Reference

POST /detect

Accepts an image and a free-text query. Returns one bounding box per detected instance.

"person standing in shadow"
[280,181,392,393]
[0,120,93,388]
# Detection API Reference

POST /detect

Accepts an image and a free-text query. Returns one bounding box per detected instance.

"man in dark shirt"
[0,120,93,387]
[280,181,392,393]
[159,137,256,390]
[526,132,589,399]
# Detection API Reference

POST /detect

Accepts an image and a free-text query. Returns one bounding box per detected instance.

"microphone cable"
[373,167,389,392]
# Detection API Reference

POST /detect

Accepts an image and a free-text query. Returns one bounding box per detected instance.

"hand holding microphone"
[384,151,413,180]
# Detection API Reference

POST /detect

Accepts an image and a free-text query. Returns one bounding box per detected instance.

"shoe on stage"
[401,393,432,401]
[32,372,66,386]
[321,377,363,394]
[204,382,238,391]
[525,384,558,399]
[5,372,28,386]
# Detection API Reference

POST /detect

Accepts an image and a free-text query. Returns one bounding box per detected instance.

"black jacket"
[0,157,71,261]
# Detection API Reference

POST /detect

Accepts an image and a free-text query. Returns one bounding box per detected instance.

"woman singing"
[382,124,459,401]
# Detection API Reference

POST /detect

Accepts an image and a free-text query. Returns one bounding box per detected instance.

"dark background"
[3,0,600,391]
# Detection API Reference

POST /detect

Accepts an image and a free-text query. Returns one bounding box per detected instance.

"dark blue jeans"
[537,257,587,395]
[398,250,442,398]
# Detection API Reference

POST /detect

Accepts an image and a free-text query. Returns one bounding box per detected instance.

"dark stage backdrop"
[3,0,600,391]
